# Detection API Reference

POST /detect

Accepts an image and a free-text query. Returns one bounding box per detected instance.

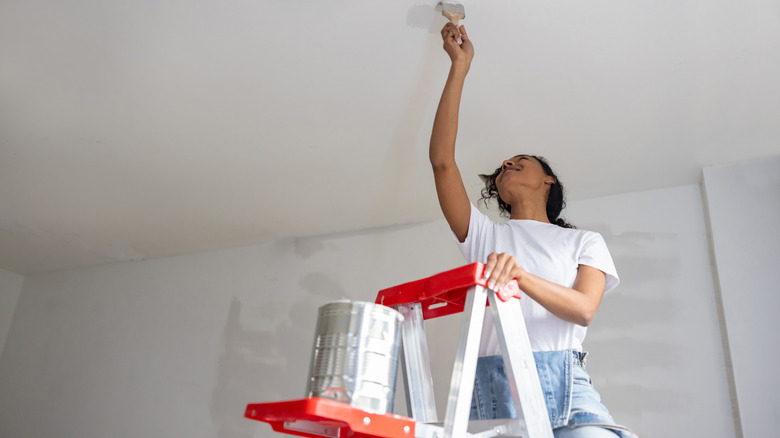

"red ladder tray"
[245,397,415,438]
[375,262,519,319]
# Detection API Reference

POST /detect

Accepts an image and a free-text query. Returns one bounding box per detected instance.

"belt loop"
[573,350,588,367]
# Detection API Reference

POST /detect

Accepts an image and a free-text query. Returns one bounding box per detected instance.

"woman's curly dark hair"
[478,155,575,229]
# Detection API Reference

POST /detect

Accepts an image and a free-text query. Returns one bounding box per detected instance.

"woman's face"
[495,155,554,200]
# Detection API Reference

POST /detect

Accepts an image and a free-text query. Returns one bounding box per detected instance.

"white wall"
[0,268,24,359]
[703,156,780,438]
[0,221,464,438]
[566,185,736,437]
[0,184,736,438]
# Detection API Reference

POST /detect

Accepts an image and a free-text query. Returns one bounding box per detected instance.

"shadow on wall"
[407,4,442,34]
[210,272,346,438]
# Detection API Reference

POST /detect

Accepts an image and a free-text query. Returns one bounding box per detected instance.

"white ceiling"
[1,1,779,275]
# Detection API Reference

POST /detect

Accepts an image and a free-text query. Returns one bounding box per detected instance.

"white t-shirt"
[456,204,619,354]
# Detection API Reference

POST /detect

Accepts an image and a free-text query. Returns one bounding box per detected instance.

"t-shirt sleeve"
[578,232,620,293]
[453,203,492,264]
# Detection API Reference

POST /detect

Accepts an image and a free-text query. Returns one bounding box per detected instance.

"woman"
[429,22,637,438]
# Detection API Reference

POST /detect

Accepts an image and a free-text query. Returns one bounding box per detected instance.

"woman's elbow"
[577,315,593,327]
[576,307,597,327]
[429,152,455,170]
[430,158,457,174]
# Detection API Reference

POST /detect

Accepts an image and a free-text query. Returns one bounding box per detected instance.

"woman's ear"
[544,176,556,185]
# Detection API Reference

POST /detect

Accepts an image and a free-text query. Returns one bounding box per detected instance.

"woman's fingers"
[484,252,517,291]
[440,22,462,45]
[459,25,471,48]
[492,257,512,290]
[459,25,469,41]
[484,252,497,280]
[486,253,504,290]
[441,23,457,39]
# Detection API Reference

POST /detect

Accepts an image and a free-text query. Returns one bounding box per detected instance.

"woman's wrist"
[514,267,526,284]
[450,59,470,76]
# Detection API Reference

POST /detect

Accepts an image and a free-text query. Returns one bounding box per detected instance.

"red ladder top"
[374,263,520,320]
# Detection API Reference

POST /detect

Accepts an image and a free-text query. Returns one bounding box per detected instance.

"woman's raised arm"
[430,23,474,242]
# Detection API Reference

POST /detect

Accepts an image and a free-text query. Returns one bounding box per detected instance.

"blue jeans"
[469,351,637,438]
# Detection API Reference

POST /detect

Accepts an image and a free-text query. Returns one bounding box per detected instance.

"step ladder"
[245,263,553,438]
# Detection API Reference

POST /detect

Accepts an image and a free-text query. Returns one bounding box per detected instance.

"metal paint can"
[305,300,404,414]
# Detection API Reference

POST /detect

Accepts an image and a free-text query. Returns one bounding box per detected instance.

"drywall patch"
[298,272,345,299]
[293,237,326,259]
